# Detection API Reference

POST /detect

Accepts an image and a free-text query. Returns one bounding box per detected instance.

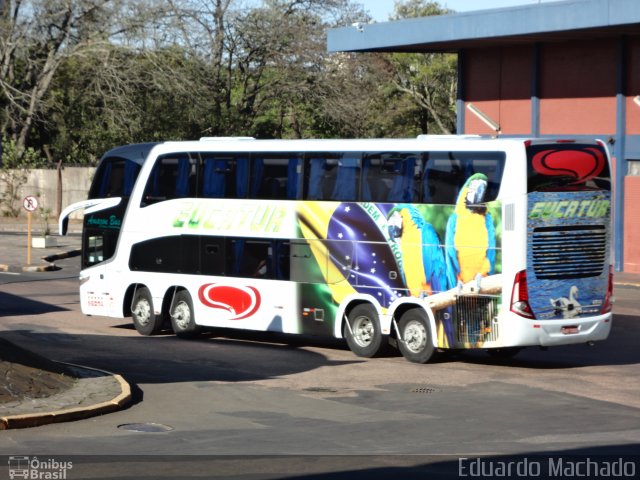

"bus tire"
[131,286,164,336]
[343,304,384,358]
[397,309,436,364]
[170,290,201,338]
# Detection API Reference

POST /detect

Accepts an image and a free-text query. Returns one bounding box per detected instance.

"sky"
[363,0,563,22]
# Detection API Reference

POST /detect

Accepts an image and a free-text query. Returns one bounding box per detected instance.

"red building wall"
[624,176,640,273]
[463,39,620,136]
[628,36,640,135]
[463,46,532,135]
[540,39,617,135]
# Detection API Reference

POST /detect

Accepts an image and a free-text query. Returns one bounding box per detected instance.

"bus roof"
[157,136,525,153]
[101,137,607,160]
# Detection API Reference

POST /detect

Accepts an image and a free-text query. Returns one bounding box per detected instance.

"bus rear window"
[527,143,611,192]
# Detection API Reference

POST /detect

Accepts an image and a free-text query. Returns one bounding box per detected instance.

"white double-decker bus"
[60,136,614,363]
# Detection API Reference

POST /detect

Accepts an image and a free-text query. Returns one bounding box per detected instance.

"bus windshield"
[88,156,142,199]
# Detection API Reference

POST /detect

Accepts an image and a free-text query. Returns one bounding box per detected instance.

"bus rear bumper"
[527,314,612,347]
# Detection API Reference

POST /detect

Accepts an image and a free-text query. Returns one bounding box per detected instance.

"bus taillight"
[510,270,535,319]
[600,265,614,314]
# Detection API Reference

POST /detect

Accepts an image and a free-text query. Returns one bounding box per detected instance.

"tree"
[386,0,457,134]
[1,0,430,168]
[155,0,380,139]
[0,0,153,163]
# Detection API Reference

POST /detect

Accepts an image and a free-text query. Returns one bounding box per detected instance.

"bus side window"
[91,158,141,199]
[423,152,505,204]
[226,238,290,280]
[423,154,467,205]
[142,154,196,206]
[228,239,267,277]
[201,237,226,275]
[254,156,301,200]
[273,241,290,280]
[201,155,255,199]
[363,154,419,203]
[305,157,326,200]
[304,155,360,201]
[330,156,359,201]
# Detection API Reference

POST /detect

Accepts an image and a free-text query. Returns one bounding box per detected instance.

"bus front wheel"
[131,286,164,336]
[397,309,436,364]
[170,290,201,338]
[343,304,384,358]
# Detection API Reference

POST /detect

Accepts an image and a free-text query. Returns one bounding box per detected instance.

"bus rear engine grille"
[531,225,606,280]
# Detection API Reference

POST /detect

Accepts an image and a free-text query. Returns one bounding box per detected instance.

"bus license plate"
[561,326,579,335]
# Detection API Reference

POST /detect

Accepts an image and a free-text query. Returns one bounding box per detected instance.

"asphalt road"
[1,257,639,479]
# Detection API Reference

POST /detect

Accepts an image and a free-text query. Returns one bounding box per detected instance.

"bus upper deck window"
[89,158,141,199]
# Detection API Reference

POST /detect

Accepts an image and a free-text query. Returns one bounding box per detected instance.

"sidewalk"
[1,361,131,430]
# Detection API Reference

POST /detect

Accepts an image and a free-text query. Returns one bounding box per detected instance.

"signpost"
[23,195,39,265]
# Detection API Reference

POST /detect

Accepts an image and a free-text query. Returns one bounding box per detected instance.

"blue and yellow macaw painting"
[297,172,502,348]
[386,205,448,297]
[445,173,496,287]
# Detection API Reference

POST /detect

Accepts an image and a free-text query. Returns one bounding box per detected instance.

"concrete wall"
[1,167,95,222]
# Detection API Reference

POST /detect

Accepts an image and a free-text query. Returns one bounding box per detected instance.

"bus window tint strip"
[139,151,505,205]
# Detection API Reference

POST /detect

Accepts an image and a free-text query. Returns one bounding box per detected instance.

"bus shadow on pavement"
[112,312,640,369]
[3,329,363,386]
[454,313,640,369]
[0,291,69,317]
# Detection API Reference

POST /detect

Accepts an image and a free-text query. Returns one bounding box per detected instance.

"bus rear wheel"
[397,309,436,364]
[170,290,201,338]
[131,286,164,336]
[343,304,384,358]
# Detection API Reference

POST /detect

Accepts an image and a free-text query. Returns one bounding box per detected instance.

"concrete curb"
[21,263,58,273]
[42,249,81,262]
[0,363,132,430]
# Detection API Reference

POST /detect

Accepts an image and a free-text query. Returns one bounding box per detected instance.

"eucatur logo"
[531,147,606,185]
[197,284,261,320]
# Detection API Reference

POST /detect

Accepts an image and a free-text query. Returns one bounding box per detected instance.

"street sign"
[23,195,40,265]
[23,195,39,212]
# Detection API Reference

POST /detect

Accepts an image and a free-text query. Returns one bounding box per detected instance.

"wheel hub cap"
[173,301,191,330]
[353,316,373,347]
[404,320,427,353]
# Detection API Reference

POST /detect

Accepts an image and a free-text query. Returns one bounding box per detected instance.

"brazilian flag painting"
[296,198,503,346]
